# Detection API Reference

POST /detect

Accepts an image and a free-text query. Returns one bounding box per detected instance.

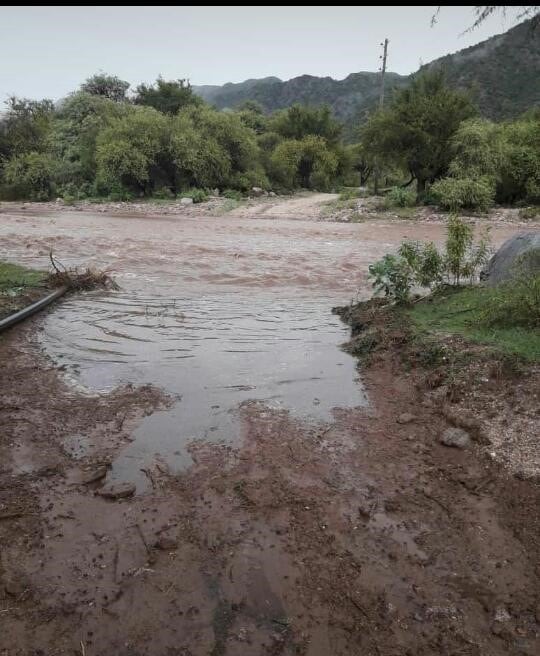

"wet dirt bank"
[2,320,539,656]
[1,199,538,654]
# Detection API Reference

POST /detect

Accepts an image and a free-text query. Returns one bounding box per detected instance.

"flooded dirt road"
[0,197,538,655]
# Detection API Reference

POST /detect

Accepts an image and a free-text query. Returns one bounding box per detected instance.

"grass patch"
[408,285,540,361]
[0,261,45,294]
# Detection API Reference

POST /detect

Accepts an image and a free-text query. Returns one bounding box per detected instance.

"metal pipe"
[0,286,69,333]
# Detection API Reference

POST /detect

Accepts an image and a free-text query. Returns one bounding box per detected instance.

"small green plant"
[107,186,134,202]
[481,275,540,328]
[153,186,175,200]
[399,240,444,289]
[518,206,539,221]
[223,189,244,201]
[182,188,208,203]
[338,187,363,201]
[384,186,416,208]
[431,177,495,212]
[444,215,491,284]
[368,254,415,304]
[368,216,490,303]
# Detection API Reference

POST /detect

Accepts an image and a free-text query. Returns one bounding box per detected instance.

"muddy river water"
[1,204,518,490]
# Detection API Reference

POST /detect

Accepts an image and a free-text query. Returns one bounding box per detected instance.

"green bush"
[368,216,491,302]
[368,254,416,304]
[481,275,540,328]
[444,215,490,284]
[338,187,364,201]
[431,176,495,212]
[3,152,58,200]
[153,186,175,200]
[384,186,416,208]
[107,182,134,201]
[399,240,444,288]
[518,206,539,221]
[182,188,208,203]
[223,189,244,201]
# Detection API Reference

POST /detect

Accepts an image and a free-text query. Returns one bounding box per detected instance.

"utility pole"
[379,38,389,108]
[373,38,389,195]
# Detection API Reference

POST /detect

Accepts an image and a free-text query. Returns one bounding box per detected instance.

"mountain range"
[193,18,540,133]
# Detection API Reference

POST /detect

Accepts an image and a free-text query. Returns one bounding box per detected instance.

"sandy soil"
[0,195,539,655]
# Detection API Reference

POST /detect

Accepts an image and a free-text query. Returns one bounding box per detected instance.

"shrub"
[519,206,539,221]
[153,186,175,200]
[481,275,540,328]
[182,188,208,203]
[106,182,134,201]
[223,189,244,201]
[339,187,364,201]
[431,176,495,212]
[384,186,416,208]
[3,152,58,200]
[399,240,444,288]
[368,254,416,304]
[444,215,491,284]
[368,216,491,302]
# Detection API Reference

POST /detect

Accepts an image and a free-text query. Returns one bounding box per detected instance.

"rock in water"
[440,427,471,449]
[482,232,540,286]
[82,466,108,484]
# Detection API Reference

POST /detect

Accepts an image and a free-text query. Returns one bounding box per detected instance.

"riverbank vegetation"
[348,216,540,362]
[0,71,538,212]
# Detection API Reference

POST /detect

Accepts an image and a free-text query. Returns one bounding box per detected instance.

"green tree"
[80,73,130,102]
[4,151,58,200]
[361,70,476,198]
[270,104,342,145]
[168,111,231,191]
[95,106,168,194]
[0,97,55,158]
[51,91,130,190]
[270,135,338,190]
[134,77,202,115]
[347,143,374,186]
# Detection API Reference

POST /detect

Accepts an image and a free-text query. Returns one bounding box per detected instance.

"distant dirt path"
[228,192,337,220]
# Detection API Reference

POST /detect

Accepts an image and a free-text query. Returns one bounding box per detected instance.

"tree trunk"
[416,177,426,200]
[400,175,415,188]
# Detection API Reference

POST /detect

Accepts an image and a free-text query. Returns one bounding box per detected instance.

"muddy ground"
[0,195,539,655]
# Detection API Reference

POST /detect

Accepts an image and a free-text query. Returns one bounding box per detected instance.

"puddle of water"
[40,289,366,490]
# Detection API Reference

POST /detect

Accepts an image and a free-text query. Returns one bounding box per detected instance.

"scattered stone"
[96,482,136,500]
[251,186,264,197]
[180,197,193,205]
[397,412,416,424]
[3,576,27,597]
[268,191,276,197]
[82,466,108,484]
[439,427,471,449]
[442,405,482,434]
[55,197,64,204]
[213,188,220,196]
[155,534,178,551]
[358,500,374,519]
[494,607,511,623]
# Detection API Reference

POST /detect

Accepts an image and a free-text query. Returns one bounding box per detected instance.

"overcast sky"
[0,6,528,100]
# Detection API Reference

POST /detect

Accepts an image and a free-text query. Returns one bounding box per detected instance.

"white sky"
[0,6,528,100]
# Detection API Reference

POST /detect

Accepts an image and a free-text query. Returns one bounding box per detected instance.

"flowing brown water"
[0,203,519,490]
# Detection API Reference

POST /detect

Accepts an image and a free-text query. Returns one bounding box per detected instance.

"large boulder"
[482,232,540,286]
